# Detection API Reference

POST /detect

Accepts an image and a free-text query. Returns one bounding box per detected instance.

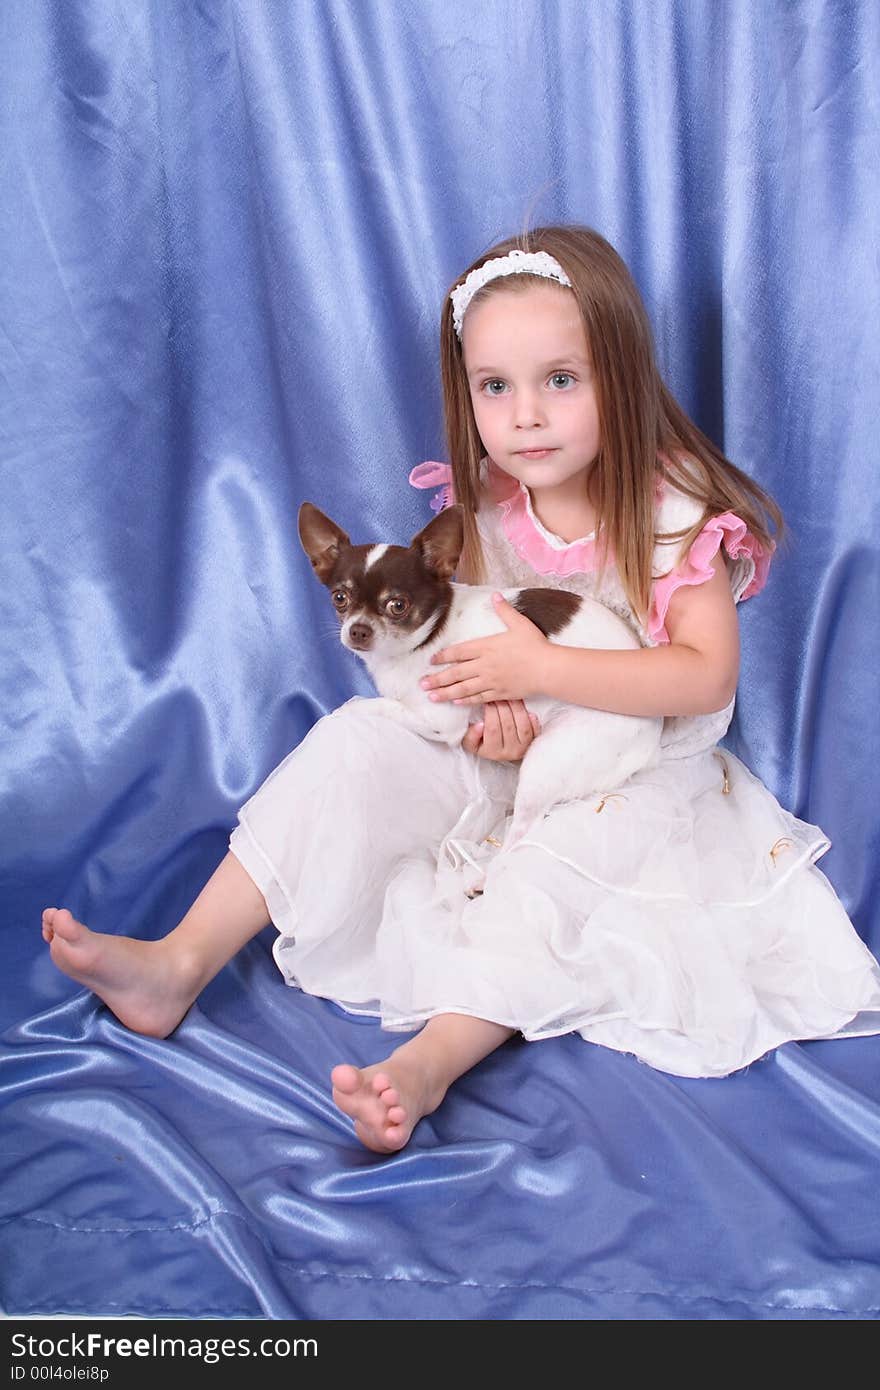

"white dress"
[228,461,880,1078]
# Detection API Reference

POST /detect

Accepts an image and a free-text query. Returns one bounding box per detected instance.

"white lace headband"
[450,248,573,338]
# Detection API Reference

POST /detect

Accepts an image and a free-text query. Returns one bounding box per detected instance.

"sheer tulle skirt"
[230,698,880,1078]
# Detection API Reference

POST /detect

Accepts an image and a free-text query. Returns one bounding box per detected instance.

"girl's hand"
[422,594,549,705]
[461,701,540,761]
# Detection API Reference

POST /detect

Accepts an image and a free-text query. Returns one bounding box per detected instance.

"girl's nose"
[513,391,546,428]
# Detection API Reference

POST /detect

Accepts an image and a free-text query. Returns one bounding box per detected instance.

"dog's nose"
[347,623,373,650]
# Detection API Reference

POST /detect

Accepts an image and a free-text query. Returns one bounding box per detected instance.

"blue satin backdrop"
[2,1,879,1320]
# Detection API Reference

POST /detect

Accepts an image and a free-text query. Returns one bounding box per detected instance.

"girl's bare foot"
[331,1015,514,1153]
[330,1056,447,1154]
[41,907,202,1038]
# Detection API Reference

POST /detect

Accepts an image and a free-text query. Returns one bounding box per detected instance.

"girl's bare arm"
[539,562,740,717]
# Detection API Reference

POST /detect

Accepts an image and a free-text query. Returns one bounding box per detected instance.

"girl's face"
[461,282,600,496]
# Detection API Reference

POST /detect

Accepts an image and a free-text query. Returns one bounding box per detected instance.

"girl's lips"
[516,448,557,459]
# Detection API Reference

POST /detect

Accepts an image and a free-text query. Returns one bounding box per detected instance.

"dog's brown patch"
[511,588,581,637]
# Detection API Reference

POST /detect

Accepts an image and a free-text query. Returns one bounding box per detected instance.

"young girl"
[42,225,880,1153]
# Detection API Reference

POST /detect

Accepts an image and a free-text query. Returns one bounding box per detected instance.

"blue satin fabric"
[1,0,879,1320]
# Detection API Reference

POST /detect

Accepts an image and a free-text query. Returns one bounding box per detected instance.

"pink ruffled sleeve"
[648,512,772,644]
[409,460,455,513]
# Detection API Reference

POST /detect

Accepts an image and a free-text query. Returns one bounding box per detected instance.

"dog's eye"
[331,590,349,609]
[386,597,410,618]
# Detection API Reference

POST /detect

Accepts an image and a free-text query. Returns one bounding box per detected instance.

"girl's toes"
[330,1064,360,1095]
[370,1071,393,1096]
[385,1124,407,1150]
[50,909,78,941]
[386,1105,406,1125]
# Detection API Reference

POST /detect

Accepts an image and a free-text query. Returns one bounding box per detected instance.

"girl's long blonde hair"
[440,225,783,618]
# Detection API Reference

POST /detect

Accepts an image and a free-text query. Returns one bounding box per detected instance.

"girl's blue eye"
[483,380,507,395]
[550,372,574,389]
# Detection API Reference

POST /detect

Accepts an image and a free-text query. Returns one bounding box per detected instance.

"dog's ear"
[411,504,464,582]
[298,503,351,584]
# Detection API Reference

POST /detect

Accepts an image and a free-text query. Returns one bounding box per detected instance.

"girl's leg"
[41,851,269,1038]
[332,1013,515,1154]
[43,703,519,1151]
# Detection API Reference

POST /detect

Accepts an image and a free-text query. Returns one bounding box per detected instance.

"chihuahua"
[298,501,662,848]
